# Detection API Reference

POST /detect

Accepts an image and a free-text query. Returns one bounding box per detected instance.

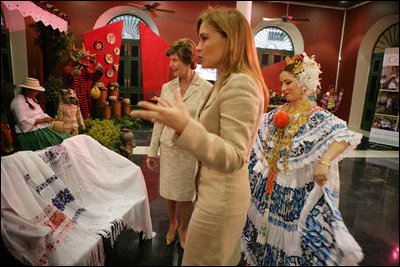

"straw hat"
[18,77,45,92]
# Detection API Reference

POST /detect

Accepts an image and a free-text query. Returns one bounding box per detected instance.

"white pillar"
[236,1,252,24]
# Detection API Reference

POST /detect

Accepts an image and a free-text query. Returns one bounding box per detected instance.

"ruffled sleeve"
[285,107,362,170]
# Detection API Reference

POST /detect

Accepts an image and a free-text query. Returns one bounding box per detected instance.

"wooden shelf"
[374,113,399,118]
[374,87,399,132]
[379,89,399,93]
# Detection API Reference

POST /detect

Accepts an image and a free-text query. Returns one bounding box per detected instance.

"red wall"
[40,1,399,122]
[47,1,236,45]
[252,1,398,121]
[45,1,236,78]
[252,2,344,100]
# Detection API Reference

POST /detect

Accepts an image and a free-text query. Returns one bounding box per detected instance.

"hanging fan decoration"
[263,3,311,24]
[127,2,176,18]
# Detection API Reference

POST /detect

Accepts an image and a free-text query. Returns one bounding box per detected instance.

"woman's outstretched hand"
[131,88,191,134]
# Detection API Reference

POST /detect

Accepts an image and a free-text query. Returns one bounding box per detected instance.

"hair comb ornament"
[285,52,322,96]
[285,54,304,74]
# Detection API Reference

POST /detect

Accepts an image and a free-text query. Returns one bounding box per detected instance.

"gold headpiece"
[284,52,322,96]
[285,54,304,74]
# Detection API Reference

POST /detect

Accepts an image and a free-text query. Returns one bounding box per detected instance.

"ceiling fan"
[263,3,311,23]
[127,2,176,18]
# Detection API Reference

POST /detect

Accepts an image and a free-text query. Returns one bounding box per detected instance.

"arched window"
[255,27,293,51]
[107,15,148,106]
[373,23,399,54]
[108,14,146,40]
[254,27,294,68]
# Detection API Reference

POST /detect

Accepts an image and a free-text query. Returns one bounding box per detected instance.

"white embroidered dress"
[241,105,364,266]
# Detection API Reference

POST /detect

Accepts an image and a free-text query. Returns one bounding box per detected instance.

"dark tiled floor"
[100,155,399,266]
[1,129,399,266]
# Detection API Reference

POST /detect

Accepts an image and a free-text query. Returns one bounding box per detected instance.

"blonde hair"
[166,38,198,70]
[196,7,269,111]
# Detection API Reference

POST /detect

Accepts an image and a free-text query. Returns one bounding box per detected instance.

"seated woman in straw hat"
[10,77,70,151]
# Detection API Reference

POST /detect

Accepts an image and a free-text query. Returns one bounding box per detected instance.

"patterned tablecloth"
[1,134,154,265]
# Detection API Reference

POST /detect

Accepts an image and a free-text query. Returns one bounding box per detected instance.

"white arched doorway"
[348,15,399,134]
[93,5,158,35]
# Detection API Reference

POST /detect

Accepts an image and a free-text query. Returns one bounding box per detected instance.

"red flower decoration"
[273,111,290,128]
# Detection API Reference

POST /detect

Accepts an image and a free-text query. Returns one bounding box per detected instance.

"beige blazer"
[148,73,213,157]
[174,73,265,216]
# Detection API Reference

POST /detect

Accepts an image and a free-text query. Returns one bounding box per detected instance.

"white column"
[1,2,29,91]
[236,1,252,24]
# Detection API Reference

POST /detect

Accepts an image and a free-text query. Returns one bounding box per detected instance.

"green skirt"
[16,127,70,151]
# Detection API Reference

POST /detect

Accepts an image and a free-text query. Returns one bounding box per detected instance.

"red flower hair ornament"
[273,111,290,128]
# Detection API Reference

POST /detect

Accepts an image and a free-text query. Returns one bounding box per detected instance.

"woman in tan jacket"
[146,38,212,249]
[132,7,269,266]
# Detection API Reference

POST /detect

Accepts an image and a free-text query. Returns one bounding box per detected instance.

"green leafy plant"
[113,115,144,131]
[29,21,75,80]
[82,118,121,153]
[42,76,64,117]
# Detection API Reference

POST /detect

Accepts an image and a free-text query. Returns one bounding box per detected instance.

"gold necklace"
[262,98,314,194]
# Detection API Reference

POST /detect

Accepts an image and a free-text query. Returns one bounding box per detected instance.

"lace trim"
[254,108,362,171]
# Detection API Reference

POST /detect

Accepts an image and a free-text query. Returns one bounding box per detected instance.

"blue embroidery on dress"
[243,107,358,265]
[249,154,315,225]
[299,195,342,265]
[37,144,70,171]
[35,175,59,194]
[72,208,87,223]
[242,218,310,265]
[52,188,75,211]
[257,108,356,167]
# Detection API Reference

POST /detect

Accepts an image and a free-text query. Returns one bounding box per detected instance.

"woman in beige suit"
[146,38,213,249]
[132,7,269,266]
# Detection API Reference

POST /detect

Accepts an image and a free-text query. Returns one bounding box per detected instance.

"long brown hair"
[196,7,269,111]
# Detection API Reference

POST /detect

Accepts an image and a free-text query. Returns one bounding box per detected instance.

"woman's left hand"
[313,163,329,186]
[130,88,190,134]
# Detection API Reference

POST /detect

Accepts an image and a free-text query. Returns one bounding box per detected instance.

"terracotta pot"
[100,106,112,120]
[109,88,119,98]
[97,88,108,109]
[123,104,131,116]
[112,101,122,118]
